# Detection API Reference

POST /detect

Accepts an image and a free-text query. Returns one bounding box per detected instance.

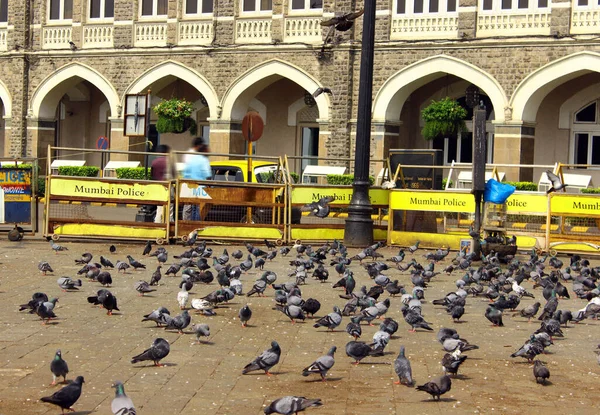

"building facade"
[0,0,600,181]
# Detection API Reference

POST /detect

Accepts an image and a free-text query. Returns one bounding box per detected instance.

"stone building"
[0,0,600,182]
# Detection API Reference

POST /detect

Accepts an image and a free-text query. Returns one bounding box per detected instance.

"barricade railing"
[44,146,171,243]
[0,157,38,236]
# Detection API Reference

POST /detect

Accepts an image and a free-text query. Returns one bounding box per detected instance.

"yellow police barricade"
[547,192,600,254]
[44,146,171,243]
[388,189,546,252]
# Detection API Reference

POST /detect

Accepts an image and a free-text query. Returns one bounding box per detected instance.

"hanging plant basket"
[421,97,468,140]
[153,98,197,135]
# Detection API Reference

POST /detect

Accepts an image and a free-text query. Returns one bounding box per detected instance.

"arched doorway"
[0,79,11,157]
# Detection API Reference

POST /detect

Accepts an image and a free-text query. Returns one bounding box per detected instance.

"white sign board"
[179,183,212,199]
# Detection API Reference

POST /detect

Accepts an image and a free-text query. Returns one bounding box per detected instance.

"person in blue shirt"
[183,137,211,220]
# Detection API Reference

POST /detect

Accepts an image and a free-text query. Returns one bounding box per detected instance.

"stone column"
[108,117,129,162]
[458,0,477,39]
[207,118,246,160]
[27,118,56,174]
[550,0,571,38]
[1,117,11,157]
[492,123,535,182]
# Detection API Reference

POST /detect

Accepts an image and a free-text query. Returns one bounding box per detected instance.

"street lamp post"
[344,1,376,247]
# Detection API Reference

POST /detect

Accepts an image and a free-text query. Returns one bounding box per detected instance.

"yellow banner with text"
[551,194,600,216]
[291,187,389,205]
[49,178,169,202]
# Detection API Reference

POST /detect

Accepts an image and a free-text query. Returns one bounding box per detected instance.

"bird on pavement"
[263,396,322,415]
[242,340,281,376]
[131,338,170,367]
[111,381,136,415]
[239,305,252,327]
[41,375,84,414]
[50,350,69,386]
[416,375,452,400]
[533,360,550,384]
[394,345,413,386]
[301,346,336,381]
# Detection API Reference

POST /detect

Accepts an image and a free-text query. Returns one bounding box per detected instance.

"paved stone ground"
[0,238,599,415]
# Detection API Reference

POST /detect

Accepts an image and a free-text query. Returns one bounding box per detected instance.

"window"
[481,0,549,11]
[572,101,600,165]
[141,0,167,17]
[394,0,458,15]
[291,0,322,10]
[49,0,73,21]
[185,0,213,15]
[90,0,114,19]
[243,0,272,12]
[0,0,7,23]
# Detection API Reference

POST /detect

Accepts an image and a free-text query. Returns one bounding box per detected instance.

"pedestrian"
[151,144,176,223]
[183,137,211,221]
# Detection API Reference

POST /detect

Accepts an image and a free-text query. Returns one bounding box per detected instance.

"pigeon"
[301,196,335,218]
[142,241,152,256]
[247,279,267,297]
[141,306,171,327]
[242,340,281,376]
[416,375,452,400]
[109,245,117,253]
[263,396,323,415]
[192,323,210,344]
[75,253,93,265]
[520,302,541,322]
[116,260,130,273]
[408,241,420,253]
[346,316,363,339]
[276,304,306,324]
[533,360,550,384]
[239,305,252,327]
[111,381,136,415]
[96,271,112,286]
[178,285,189,309]
[442,338,479,353]
[302,298,321,318]
[41,375,84,413]
[165,310,191,334]
[403,309,433,332]
[345,341,377,364]
[134,280,155,296]
[19,292,48,312]
[302,346,336,381]
[511,336,545,362]
[38,261,54,275]
[545,170,566,194]
[87,289,119,315]
[36,299,58,324]
[131,338,170,367]
[100,256,114,268]
[442,349,468,376]
[313,306,342,331]
[485,305,504,326]
[150,266,162,286]
[394,345,413,386]
[49,239,68,253]
[127,255,146,270]
[321,9,364,32]
[57,277,82,291]
[50,350,69,386]
[312,87,333,98]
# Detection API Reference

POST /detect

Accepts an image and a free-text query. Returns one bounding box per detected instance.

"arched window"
[571,101,600,165]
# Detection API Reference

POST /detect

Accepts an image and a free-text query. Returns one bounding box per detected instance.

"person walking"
[183,137,211,220]
[152,144,176,223]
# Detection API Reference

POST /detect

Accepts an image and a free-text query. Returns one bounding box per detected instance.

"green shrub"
[290,172,299,183]
[257,171,298,184]
[504,181,537,191]
[116,167,148,180]
[326,174,375,186]
[57,166,99,177]
[442,178,454,189]
[581,187,600,194]
[421,97,468,140]
[37,177,45,197]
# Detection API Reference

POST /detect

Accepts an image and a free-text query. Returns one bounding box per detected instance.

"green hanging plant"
[421,97,468,140]
[153,98,197,135]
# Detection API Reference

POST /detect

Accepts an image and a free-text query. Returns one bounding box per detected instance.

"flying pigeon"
[41,375,84,413]
[313,87,333,98]
[545,170,566,194]
[131,338,170,366]
[320,9,364,31]
[242,340,281,376]
[301,196,335,218]
[50,350,69,386]
[263,396,322,415]
[111,381,135,415]
[302,346,336,381]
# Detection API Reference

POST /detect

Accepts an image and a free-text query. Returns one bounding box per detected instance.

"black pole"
[344,1,375,247]
[472,103,487,258]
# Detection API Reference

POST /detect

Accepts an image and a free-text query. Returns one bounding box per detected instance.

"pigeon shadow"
[421,398,456,403]
[538,380,553,386]
[453,320,468,324]
[196,340,215,346]
[359,361,390,366]
[305,377,342,383]
[42,321,60,326]
[452,374,472,380]
[71,411,93,415]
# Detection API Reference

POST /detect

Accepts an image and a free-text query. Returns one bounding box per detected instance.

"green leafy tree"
[421,97,468,140]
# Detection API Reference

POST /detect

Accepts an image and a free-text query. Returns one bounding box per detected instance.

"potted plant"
[153,98,197,135]
[421,97,467,140]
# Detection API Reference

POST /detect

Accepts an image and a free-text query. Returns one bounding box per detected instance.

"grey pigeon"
[50,350,69,386]
[49,239,68,253]
[403,309,433,332]
[511,336,545,362]
[346,315,362,339]
[533,360,550,384]
[485,305,504,326]
[442,338,479,353]
[264,396,322,415]
[165,310,191,334]
[111,381,136,415]
[57,277,82,291]
[242,340,281,375]
[313,306,342,331]
[345,341,377,364]
[127,255,146,270]
[416,374,452,400]
[302,346,336,381]
[36,299,58,324]
[150,266,162,285]
[131,338,170,366]
[239,305,252,327]
[193,323,210,344]
[141,306,171,327]
[41,375,84,413]
[442,349,468,376]
[134,280,156,296]
[247,279,267,297]
[545,170,566,193]
[394,345,413,386]
[276,304,306,324]
[38,261,54,275]
[520,302,541,321]
[301,196,334,218]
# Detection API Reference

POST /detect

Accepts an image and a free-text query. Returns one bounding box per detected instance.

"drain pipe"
[20,0,32,157]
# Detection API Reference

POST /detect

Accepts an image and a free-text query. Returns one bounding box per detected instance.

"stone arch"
[558,83,600,129]
[30,63,119,119]
[221,59,330,122]
[372,55,508,123]
[125,61,219,119]
[512,51,600,123]
[0,79,12,118]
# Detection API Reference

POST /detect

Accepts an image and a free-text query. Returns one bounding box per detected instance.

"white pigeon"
[191,298,211,311]
[230,279,243,295]
[177,286,189,310]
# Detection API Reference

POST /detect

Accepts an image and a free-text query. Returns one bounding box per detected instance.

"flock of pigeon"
[13,235,600,414]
